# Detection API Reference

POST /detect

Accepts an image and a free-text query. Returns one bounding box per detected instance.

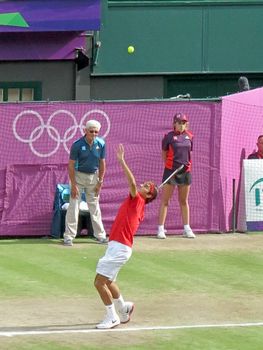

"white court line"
[1,322,263,338]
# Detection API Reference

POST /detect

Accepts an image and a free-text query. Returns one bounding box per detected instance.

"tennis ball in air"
[128,46,135,54]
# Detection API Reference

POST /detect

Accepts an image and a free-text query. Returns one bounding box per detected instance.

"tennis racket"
[158,164,185,189]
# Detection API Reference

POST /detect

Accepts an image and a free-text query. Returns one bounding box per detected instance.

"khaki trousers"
[64,171,106,241]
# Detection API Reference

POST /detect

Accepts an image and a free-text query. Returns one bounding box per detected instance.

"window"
[8,88,20,102]
[21,88,34,101]
[0,82,42,102]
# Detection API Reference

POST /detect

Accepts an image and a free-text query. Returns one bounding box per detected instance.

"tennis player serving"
[94,144,158,329]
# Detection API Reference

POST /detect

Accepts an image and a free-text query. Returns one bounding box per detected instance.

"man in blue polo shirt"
[63,120,107,246]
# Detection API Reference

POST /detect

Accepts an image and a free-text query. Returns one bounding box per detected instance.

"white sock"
[105,304,118,319]
[113,295,125,311]
[158,225,164,233]
[184,224,191,231]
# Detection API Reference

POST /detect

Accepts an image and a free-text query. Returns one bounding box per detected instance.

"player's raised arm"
[117,144,137,198]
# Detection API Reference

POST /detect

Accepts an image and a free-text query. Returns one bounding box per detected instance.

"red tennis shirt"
[109,192,145,247]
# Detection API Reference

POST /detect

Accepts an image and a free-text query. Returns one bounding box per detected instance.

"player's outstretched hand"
[117,144,125,163]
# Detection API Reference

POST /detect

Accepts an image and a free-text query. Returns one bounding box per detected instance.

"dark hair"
[257,135,263,141]
[145,183,158,204]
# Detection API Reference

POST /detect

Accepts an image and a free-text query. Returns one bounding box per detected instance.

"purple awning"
[0,32,86,60]
[0,0,101,32]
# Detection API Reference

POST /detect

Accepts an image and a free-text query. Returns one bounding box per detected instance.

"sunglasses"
[89,130,99,134]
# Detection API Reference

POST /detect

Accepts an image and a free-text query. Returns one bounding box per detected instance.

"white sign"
[238,159,263,231]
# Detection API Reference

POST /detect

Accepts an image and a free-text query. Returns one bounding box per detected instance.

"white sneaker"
[63,238,73,246]
[157,230,167,239]
[96,315,120,329]
[183,229,196,239]
[93,233,108,244]
[94,236,108,244]
[119,302,134,323]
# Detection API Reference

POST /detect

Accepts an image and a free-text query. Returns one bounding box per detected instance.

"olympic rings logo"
[13,109,111,158]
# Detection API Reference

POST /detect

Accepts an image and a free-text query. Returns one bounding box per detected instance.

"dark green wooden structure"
[91,0,263,98]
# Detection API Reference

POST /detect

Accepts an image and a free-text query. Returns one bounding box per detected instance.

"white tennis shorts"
[96,240,132,281]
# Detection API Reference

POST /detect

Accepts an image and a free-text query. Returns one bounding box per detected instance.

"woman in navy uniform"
[157,113,195,239]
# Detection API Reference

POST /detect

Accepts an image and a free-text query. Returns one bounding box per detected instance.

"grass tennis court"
[1,233,263,349]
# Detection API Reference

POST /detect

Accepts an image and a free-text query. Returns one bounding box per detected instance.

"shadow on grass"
[0,322,98,332]
[0,237,104,245]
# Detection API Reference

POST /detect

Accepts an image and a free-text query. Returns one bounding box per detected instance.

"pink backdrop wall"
[221,87,263,229]
[1,92,261,237]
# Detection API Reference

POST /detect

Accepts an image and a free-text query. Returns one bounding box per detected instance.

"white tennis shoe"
[119,302,134,323]
[183,229,196,239]
[96,315,120,329]
[93,234,108,244]
[63,238,73,246]
[95,237,108,244]
[157,229,167,239]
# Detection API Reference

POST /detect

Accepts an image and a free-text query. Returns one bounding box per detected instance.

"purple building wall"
[0,0,100,32]
[0,32,85,60]
[0,0,100,60]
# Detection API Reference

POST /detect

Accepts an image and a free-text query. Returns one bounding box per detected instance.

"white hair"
[86,119,101,130]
